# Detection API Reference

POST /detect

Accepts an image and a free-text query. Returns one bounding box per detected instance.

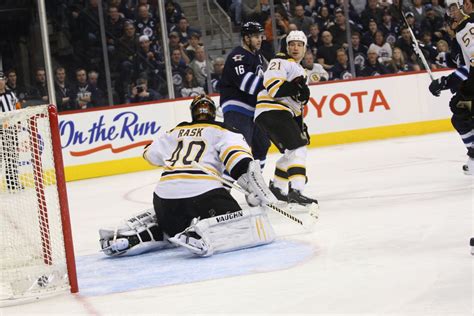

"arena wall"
[58,70,454,181]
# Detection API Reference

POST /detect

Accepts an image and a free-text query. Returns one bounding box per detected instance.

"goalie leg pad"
[170,206,275,257]
[99,209,170,256]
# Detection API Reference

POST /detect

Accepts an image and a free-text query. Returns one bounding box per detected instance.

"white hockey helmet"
[286,30,307,47]
[445,0,463,7]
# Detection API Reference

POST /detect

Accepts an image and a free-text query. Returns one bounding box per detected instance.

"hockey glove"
[297,84,310,104]
[429,76,448,97]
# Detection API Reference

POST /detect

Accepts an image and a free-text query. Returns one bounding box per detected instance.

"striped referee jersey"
[0,90,18,112]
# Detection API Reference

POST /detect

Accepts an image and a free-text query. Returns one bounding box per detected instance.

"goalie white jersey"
[144,121,253,199]
[255,53,307,118]
[455,16,474,69]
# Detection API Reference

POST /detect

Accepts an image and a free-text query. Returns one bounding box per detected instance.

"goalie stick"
[399,0,435,81]
[191,161,316,228]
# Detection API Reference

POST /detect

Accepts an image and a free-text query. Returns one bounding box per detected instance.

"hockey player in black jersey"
[219,21,271,167]
[428,0,474,174]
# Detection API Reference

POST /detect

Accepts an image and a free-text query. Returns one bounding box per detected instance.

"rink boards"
[57,70,454,181]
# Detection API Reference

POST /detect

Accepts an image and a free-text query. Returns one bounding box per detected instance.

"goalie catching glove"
[237,160,277,207]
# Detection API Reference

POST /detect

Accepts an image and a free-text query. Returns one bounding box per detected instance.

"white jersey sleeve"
[144,122,253,199]
[255,54,307,118]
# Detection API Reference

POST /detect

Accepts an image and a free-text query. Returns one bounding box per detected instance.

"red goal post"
[0,104,78,305]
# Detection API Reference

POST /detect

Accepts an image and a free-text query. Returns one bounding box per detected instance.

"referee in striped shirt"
[0,71,23,192]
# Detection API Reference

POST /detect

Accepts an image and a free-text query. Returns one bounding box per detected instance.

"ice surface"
[3,132,473,315]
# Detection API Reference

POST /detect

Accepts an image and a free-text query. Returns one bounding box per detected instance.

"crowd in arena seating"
[222,0,456,81]
[3,0,455,111]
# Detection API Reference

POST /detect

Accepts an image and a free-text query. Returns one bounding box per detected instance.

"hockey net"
[0,104,78,306]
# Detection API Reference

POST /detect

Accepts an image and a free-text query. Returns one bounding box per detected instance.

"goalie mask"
[190,94,217,121]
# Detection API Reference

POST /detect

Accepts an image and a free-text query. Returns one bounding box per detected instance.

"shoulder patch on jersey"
[232,54,244,62]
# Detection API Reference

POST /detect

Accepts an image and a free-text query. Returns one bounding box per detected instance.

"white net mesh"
[0,105,71,304]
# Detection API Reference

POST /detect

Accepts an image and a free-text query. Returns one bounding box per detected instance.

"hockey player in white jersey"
[255,31,318,207]
[99,95,277,257]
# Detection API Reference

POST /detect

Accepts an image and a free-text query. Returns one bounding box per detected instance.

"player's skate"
[462,157,474,175]
[269,181,288,202]
[470,237,474,256]
[287,185,319,220]
[169,218,211,257]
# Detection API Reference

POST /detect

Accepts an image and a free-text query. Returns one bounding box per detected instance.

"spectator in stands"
[87,70,106,106]
[403,11,421,39]
[165,0,184,26]
[188,46,213,88]
[329,48,356,80]
[304,0,320,18]
[317,31,340,70]
[387,47,417,73]
[361,19,379,47]
[106,5,125,55]
[291,4,313,34]
[171,17,201,48]
[360,0,384,29]
[407,0,426,25]
[303,50,329,83]
[433,39,452,69]
[349,31,368,70]
[133,35,165,92]
[180,67,205,97]
[264,8,290,44]
[421,5,444,42]
[307,23,322,58]
[54,67,73,112]
[169,31,191,65]
[242,0,262,22]
[30,67,49,104]
[420,32,438,68]
[368,31,393,65]
[70,68,102,109]
[135,0,157,19]
[395,26,417,65]
[5,69,28,103]
[211,57,225,92]
[135,4,157,41]
[380,10,398,46]
[186,32,203,61]
[117,21,140,102]
[429,0,445,18]
[360,48,389,77]
[170,48,187,97]
[387,0,403,24]
[329,8,358,47]
[280,0,294,18]
[314,5,334,31]
[128,77,161,103]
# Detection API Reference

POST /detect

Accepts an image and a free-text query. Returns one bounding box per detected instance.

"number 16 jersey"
[143,120,253,199]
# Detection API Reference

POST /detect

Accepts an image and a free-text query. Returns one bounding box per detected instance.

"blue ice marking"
[76,239,314,296]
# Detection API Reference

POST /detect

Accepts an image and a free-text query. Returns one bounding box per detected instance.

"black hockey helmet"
[241,21,264,37]
[190,94,216,121]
